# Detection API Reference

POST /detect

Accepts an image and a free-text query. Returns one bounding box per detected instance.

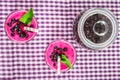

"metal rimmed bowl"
[77,8,118,50]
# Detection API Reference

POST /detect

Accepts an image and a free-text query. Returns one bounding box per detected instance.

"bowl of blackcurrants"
[77,8,118,49]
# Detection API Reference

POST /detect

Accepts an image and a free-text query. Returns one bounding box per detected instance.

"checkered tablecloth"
[0,0,120,80]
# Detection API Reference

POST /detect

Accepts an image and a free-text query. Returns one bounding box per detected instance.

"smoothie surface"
[5,10,37,43]
[45,40,76,72]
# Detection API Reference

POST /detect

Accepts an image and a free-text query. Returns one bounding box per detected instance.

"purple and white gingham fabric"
[0,0,120,80]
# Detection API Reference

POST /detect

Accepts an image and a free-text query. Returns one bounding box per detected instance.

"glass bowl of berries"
[5,8,38,43]
[77,8,118,50]
[45,40,76,72]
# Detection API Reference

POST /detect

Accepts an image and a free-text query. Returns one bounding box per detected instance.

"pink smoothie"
[5,10,37,43]
[45,40,76,72]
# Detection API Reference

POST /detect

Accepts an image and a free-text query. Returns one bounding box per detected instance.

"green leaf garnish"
[60,54,72,69]
[20,8,34,25]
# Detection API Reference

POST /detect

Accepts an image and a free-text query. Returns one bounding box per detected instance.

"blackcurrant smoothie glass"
[45,40,76,72]
[5,10,38,43]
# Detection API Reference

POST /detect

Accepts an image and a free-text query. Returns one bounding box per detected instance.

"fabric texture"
[0,0,120,80]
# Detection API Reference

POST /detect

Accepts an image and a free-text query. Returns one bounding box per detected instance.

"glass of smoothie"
[5,8,38,43]
[45,40,76,72]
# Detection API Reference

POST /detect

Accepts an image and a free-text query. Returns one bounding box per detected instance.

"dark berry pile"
[49,46,68,66]
[84,14,112,43]
[7,18,34,38]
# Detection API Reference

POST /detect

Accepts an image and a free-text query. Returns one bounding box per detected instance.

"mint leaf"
[20,8,34,25]
[60,54,72,69]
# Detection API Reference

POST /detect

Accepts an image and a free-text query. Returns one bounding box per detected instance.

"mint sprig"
[20,8,34,25]
[60,54,72,69]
